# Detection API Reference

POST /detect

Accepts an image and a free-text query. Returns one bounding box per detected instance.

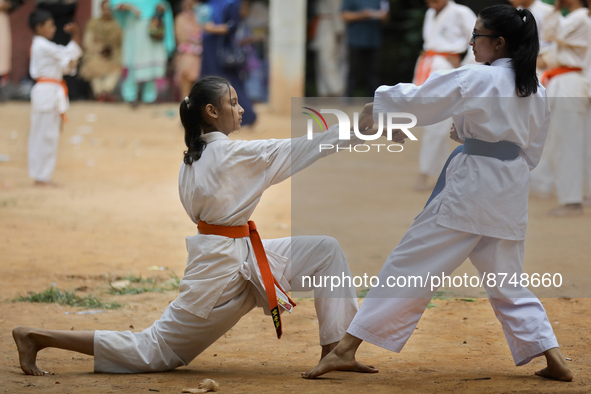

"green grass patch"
[122,274,155,284]
[108,285,162,295]
[108,272,180,295]
[357,288,475,307]
[167,271,180,290]
[1,198,17,207]
[432,291,455,299]
[357,288,370,298]
[15,286,122,309]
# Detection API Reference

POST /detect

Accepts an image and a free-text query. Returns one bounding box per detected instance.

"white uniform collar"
[491,58,512,68]
[434,0,455,16]
[33,35,51,44]
[202,131,230,143]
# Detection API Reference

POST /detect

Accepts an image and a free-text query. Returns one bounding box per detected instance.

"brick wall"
[8,0,91,83]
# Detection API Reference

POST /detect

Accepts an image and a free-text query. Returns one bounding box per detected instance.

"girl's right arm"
[263,125,365,187]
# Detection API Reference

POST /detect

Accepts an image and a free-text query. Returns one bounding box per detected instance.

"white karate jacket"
[29,36,82,114]
[374,58,550,241]
[422,0,477,69]
[523,0,554,52]
[541,8,591,70]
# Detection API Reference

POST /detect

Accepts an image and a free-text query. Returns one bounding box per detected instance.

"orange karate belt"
[541,66,583,87]
[413,50,461,86]
[197,220,296,339]
[36,78,69,124]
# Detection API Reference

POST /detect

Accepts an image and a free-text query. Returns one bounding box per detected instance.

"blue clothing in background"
[341,0,383,48]
[201,0,257,126]
[194,3,212,25]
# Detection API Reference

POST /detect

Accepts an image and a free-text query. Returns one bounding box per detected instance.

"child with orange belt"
[531,0,591,215]
[28,9,81,187]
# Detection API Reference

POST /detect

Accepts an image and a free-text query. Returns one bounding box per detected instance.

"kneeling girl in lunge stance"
[13,76,390,375]
[303,5,573,381]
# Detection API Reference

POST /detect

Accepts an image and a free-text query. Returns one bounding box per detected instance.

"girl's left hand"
[358,102,375,131]
[63,22,79,35]
[450,123,463,144]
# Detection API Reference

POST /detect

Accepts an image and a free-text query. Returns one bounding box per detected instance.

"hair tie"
[184,96,190,107]
[517,8,526,22]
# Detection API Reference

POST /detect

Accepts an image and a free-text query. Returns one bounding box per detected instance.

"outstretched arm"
[372,68,465,127]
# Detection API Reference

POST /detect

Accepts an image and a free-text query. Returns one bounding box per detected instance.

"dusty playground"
[0,101,590,393]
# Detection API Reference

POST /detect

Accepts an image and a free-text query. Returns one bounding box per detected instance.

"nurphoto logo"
[302,107,418,152]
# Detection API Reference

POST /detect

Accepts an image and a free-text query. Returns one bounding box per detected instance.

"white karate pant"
[94,236,359,373]
[419,118,454,178]
[347,205,558,366]
[313,18,346,97]
[530,72,590,203]
[28,111,61,182]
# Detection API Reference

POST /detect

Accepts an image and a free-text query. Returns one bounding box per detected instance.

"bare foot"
[547,203,583,217]
[12,327,47,376]
[302,347,377,379]
[535,366,573,382]
[535,348,573,382]
[34,180,61,188]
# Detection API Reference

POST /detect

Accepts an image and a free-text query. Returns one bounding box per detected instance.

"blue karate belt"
[424,139,521,208]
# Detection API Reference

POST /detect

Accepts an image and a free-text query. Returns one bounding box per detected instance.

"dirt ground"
[1,101,590,394]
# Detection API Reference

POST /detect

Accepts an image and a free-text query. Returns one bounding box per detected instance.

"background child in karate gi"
[28,9,82,187]
[303,5,573,382]
[531,0,591,216]
[413,0,476,192]
[12,76,394,376]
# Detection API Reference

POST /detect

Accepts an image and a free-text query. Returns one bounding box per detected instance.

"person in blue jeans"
[200,0,257,127]
[341,0,388,97]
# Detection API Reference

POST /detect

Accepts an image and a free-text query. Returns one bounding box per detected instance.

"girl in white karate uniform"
[304,5,573,382]
[13,76,390,376]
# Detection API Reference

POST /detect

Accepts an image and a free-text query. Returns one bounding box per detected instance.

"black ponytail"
[479,5,539,97]
[180,76,231,165]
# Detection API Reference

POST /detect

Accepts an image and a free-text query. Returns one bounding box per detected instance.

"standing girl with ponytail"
[303,5,573,381]
[13,76,388,376]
